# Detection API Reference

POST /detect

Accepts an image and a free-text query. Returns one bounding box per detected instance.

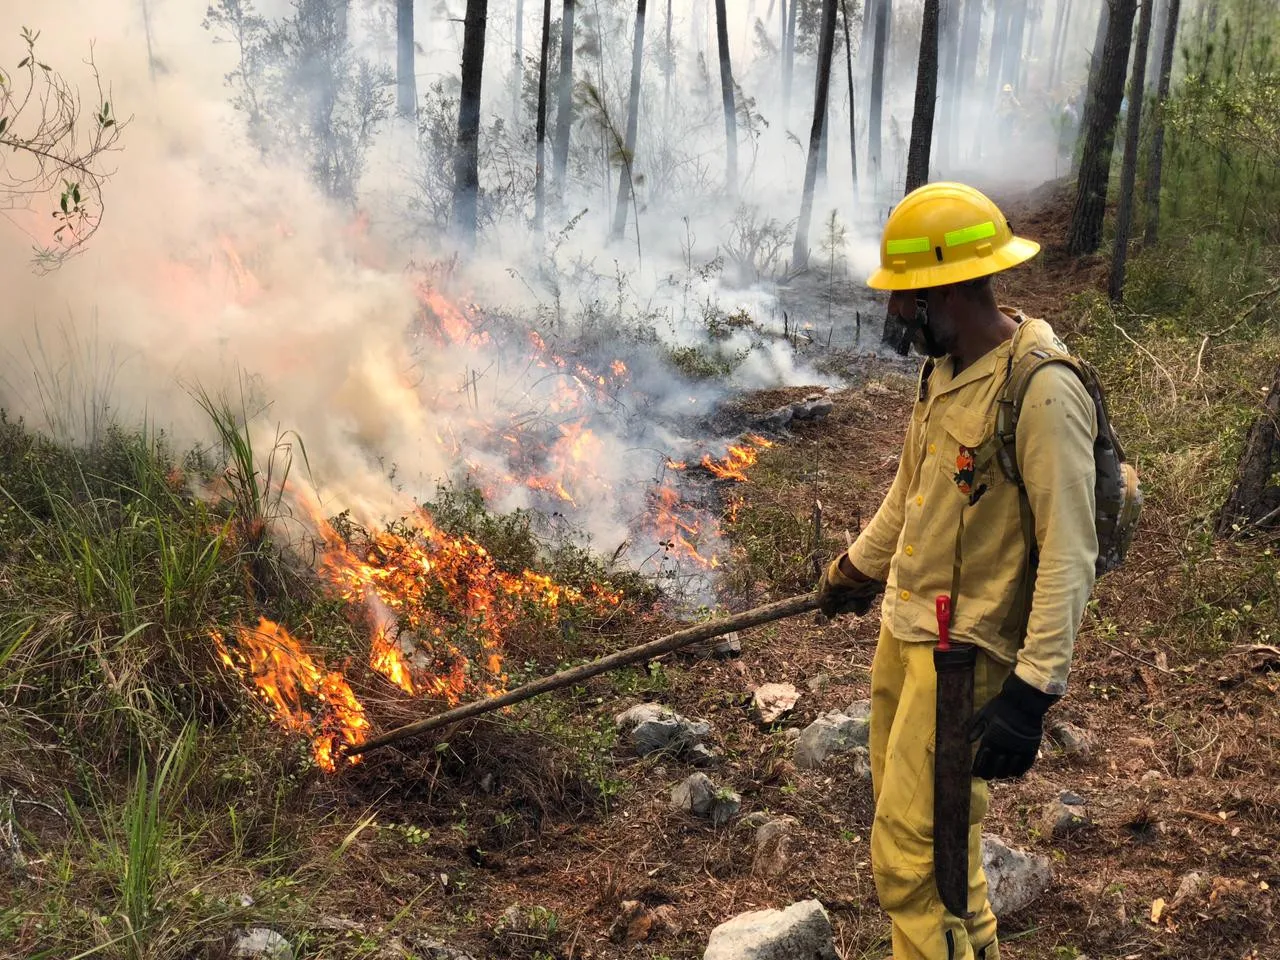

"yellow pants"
[869,624,1010,960]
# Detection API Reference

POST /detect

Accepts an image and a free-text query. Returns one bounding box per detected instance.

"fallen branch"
[347,592,821,756]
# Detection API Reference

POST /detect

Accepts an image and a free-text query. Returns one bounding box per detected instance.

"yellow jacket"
[847,312,1098,695]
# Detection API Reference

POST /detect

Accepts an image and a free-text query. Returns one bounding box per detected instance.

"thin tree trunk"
[534,0,552,232]
[793,0,839,268]
[611,0,648,244]
[666,0,674,120]
[1143,0,1179,246]
[715,0,738,195]
[514,0,525,107]
[986,0,1009,106]
[1001,0,1027,91]
[818,74,830,191]
[841,0,859,199]
[906,0,941,193]
[1107,0,1153,300]
[1144,0,1166,91]
[1067,0,1137,255]
[1048,0,1069,88]
[141,0,157,82]
[552,0,576,200]
[955,0,983,161]
[453,0,488,248]
[935,0,960,169]
[396,0,415,118]
[868,0,889,186]
[784,0,799,119]
[1074,0,1110,173]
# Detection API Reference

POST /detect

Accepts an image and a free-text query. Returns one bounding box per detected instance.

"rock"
[752,683,800,725]
[686,633,743,660]
[703,899,838,960]
[782,727,801,743]
[616,703,712,758]
[671,774,740,826]
[805,672,831,693]
[686,743,723,769]
[231,928,293,960]
[982,835,1053,918]
[753,817,797,877]
[1172,871,1204,907]
[671,773,716,816]
[1039,790,1093,838]
[850,746,873,782]
[792,394,834,421]
[844,698,872,721]
[751,407,794,432]
[793,712,870,769]
[1047,719,1096,761]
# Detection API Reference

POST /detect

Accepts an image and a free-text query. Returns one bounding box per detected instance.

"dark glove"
[815,556,882,618]
[969,672,1060,780]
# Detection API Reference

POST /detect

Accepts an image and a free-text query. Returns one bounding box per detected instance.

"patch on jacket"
[954,446,976,496]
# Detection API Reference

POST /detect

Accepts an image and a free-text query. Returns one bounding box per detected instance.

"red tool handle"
[935,595,952,652]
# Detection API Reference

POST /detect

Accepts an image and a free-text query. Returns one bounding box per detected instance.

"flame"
[701,434,774,482]
[212,618,368,771]
[651,485,720,570]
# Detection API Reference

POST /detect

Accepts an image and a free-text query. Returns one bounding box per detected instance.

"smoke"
[0,0,1095,590]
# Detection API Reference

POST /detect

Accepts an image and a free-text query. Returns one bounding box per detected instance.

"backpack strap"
[990,348,1084,488]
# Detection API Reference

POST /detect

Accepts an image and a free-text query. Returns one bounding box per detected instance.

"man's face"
[887,287,954,358]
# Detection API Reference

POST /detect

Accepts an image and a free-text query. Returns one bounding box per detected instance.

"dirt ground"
[305,183,1278,960]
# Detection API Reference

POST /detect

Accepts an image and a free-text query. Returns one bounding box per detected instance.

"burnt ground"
[75,181,1272,960]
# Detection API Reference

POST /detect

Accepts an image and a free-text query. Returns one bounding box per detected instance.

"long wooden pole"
[347,593,819,756]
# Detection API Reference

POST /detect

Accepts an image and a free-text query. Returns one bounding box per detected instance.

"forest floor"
[7,180,1279,960]
[308,181,1280,959]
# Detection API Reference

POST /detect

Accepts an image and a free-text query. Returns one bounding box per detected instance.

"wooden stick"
[347,592,819,756]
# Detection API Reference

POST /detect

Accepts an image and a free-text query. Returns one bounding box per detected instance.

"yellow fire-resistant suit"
[844,312,1099,960]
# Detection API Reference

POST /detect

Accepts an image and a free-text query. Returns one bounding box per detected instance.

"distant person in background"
[997,84,1021,140]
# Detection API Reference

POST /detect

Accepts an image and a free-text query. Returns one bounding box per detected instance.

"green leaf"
[0,117,7,136]
[17,57,30,68]
[59,193,68,214]
[72,184,81,204]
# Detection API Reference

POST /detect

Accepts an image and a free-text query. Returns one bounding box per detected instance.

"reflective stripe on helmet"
[886,236,931,255]
[944,220,997,247]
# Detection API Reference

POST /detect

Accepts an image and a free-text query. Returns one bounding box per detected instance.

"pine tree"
[792,0,839,267]
[905,0,941,192]
[396,0,414,118]
[715,0,738,194]
[453,0,489,248]
[534,0,553,232]
[611,0,648,243]
[1067,0,1138,255]
[1108,0,1154,299]
[1143,0,1180,246]
[552,0,576,201]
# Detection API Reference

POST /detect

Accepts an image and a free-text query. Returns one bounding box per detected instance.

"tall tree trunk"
[1067,0,1137,255]
[514,0,525,107]
[935,0,960,169]
[534,0,552,232]
[1107,0,1153,300]
[396,0,415,117]
[905,0,940,193]
[552,0,576,200]
[1074,0,1110,173]
[715,0,738,195]
[1143,0,1179,246]
[955,0,983,162]
[792,0,839,268]
[841,0,859,199]
[818,75,830,191]
[1001,0,1027,91]
[666,0,674,120]
[141,0,157,82]
[868,0,889,186]
[611,0,648,243]
[784,0,799,120]
[1144,0,1166,91]
[986,0,1010,106]
[1048,0,1069,89]
[454,0,489,248]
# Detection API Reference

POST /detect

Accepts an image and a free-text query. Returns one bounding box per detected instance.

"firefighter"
[816,182,1099,960]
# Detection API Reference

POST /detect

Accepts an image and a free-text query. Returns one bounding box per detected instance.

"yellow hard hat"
[866,182,1040,290]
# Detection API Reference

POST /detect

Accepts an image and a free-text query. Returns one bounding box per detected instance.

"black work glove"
[968,672,1061,781]
[814,556,883,618]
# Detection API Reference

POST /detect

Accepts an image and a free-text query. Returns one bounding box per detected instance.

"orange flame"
[701,435,774,481]
[212,618,368,772]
